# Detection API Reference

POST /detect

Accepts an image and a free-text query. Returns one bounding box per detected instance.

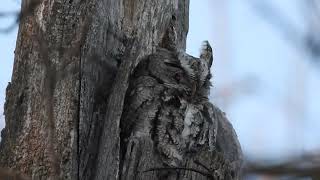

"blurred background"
[1,0,320,179]
[186,0,320,179]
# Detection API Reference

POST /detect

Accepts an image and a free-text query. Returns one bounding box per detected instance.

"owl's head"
[175,41,213,98]
[133,42,213,100]
[145,48,194,97]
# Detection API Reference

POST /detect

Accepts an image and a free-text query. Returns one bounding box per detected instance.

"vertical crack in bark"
[77,34,82,180]
[93,31,140,179]
[74,12,91,180]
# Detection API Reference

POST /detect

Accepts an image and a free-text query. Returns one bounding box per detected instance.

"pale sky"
[188,0,320,160]
[0,0,19,131]
[1,0,320,161]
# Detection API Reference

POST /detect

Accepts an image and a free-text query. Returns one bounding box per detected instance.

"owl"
[120,40,218,169]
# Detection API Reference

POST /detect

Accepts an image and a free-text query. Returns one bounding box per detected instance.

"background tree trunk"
[0,0,242,180]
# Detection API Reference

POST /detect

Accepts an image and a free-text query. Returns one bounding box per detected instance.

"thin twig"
[194,159,211,172]
[244,153,320,178]
[142,167,213,179]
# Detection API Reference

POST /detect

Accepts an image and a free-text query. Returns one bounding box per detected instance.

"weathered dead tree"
[0,0,242,179]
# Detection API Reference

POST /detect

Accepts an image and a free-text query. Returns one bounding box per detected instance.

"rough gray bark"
[0,0,242,180]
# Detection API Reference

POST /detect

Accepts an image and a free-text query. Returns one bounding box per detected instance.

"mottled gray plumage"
[120,41,240,179]
[200,40,214,68]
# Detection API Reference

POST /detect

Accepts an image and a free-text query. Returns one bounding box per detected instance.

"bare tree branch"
[244,153,320,178]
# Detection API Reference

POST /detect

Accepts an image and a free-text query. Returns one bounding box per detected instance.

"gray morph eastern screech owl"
[120,41,219,168]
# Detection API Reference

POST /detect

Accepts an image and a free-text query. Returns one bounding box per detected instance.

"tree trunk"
[0,0,242,180]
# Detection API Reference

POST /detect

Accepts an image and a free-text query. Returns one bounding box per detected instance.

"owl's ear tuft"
[200,41,213,68]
